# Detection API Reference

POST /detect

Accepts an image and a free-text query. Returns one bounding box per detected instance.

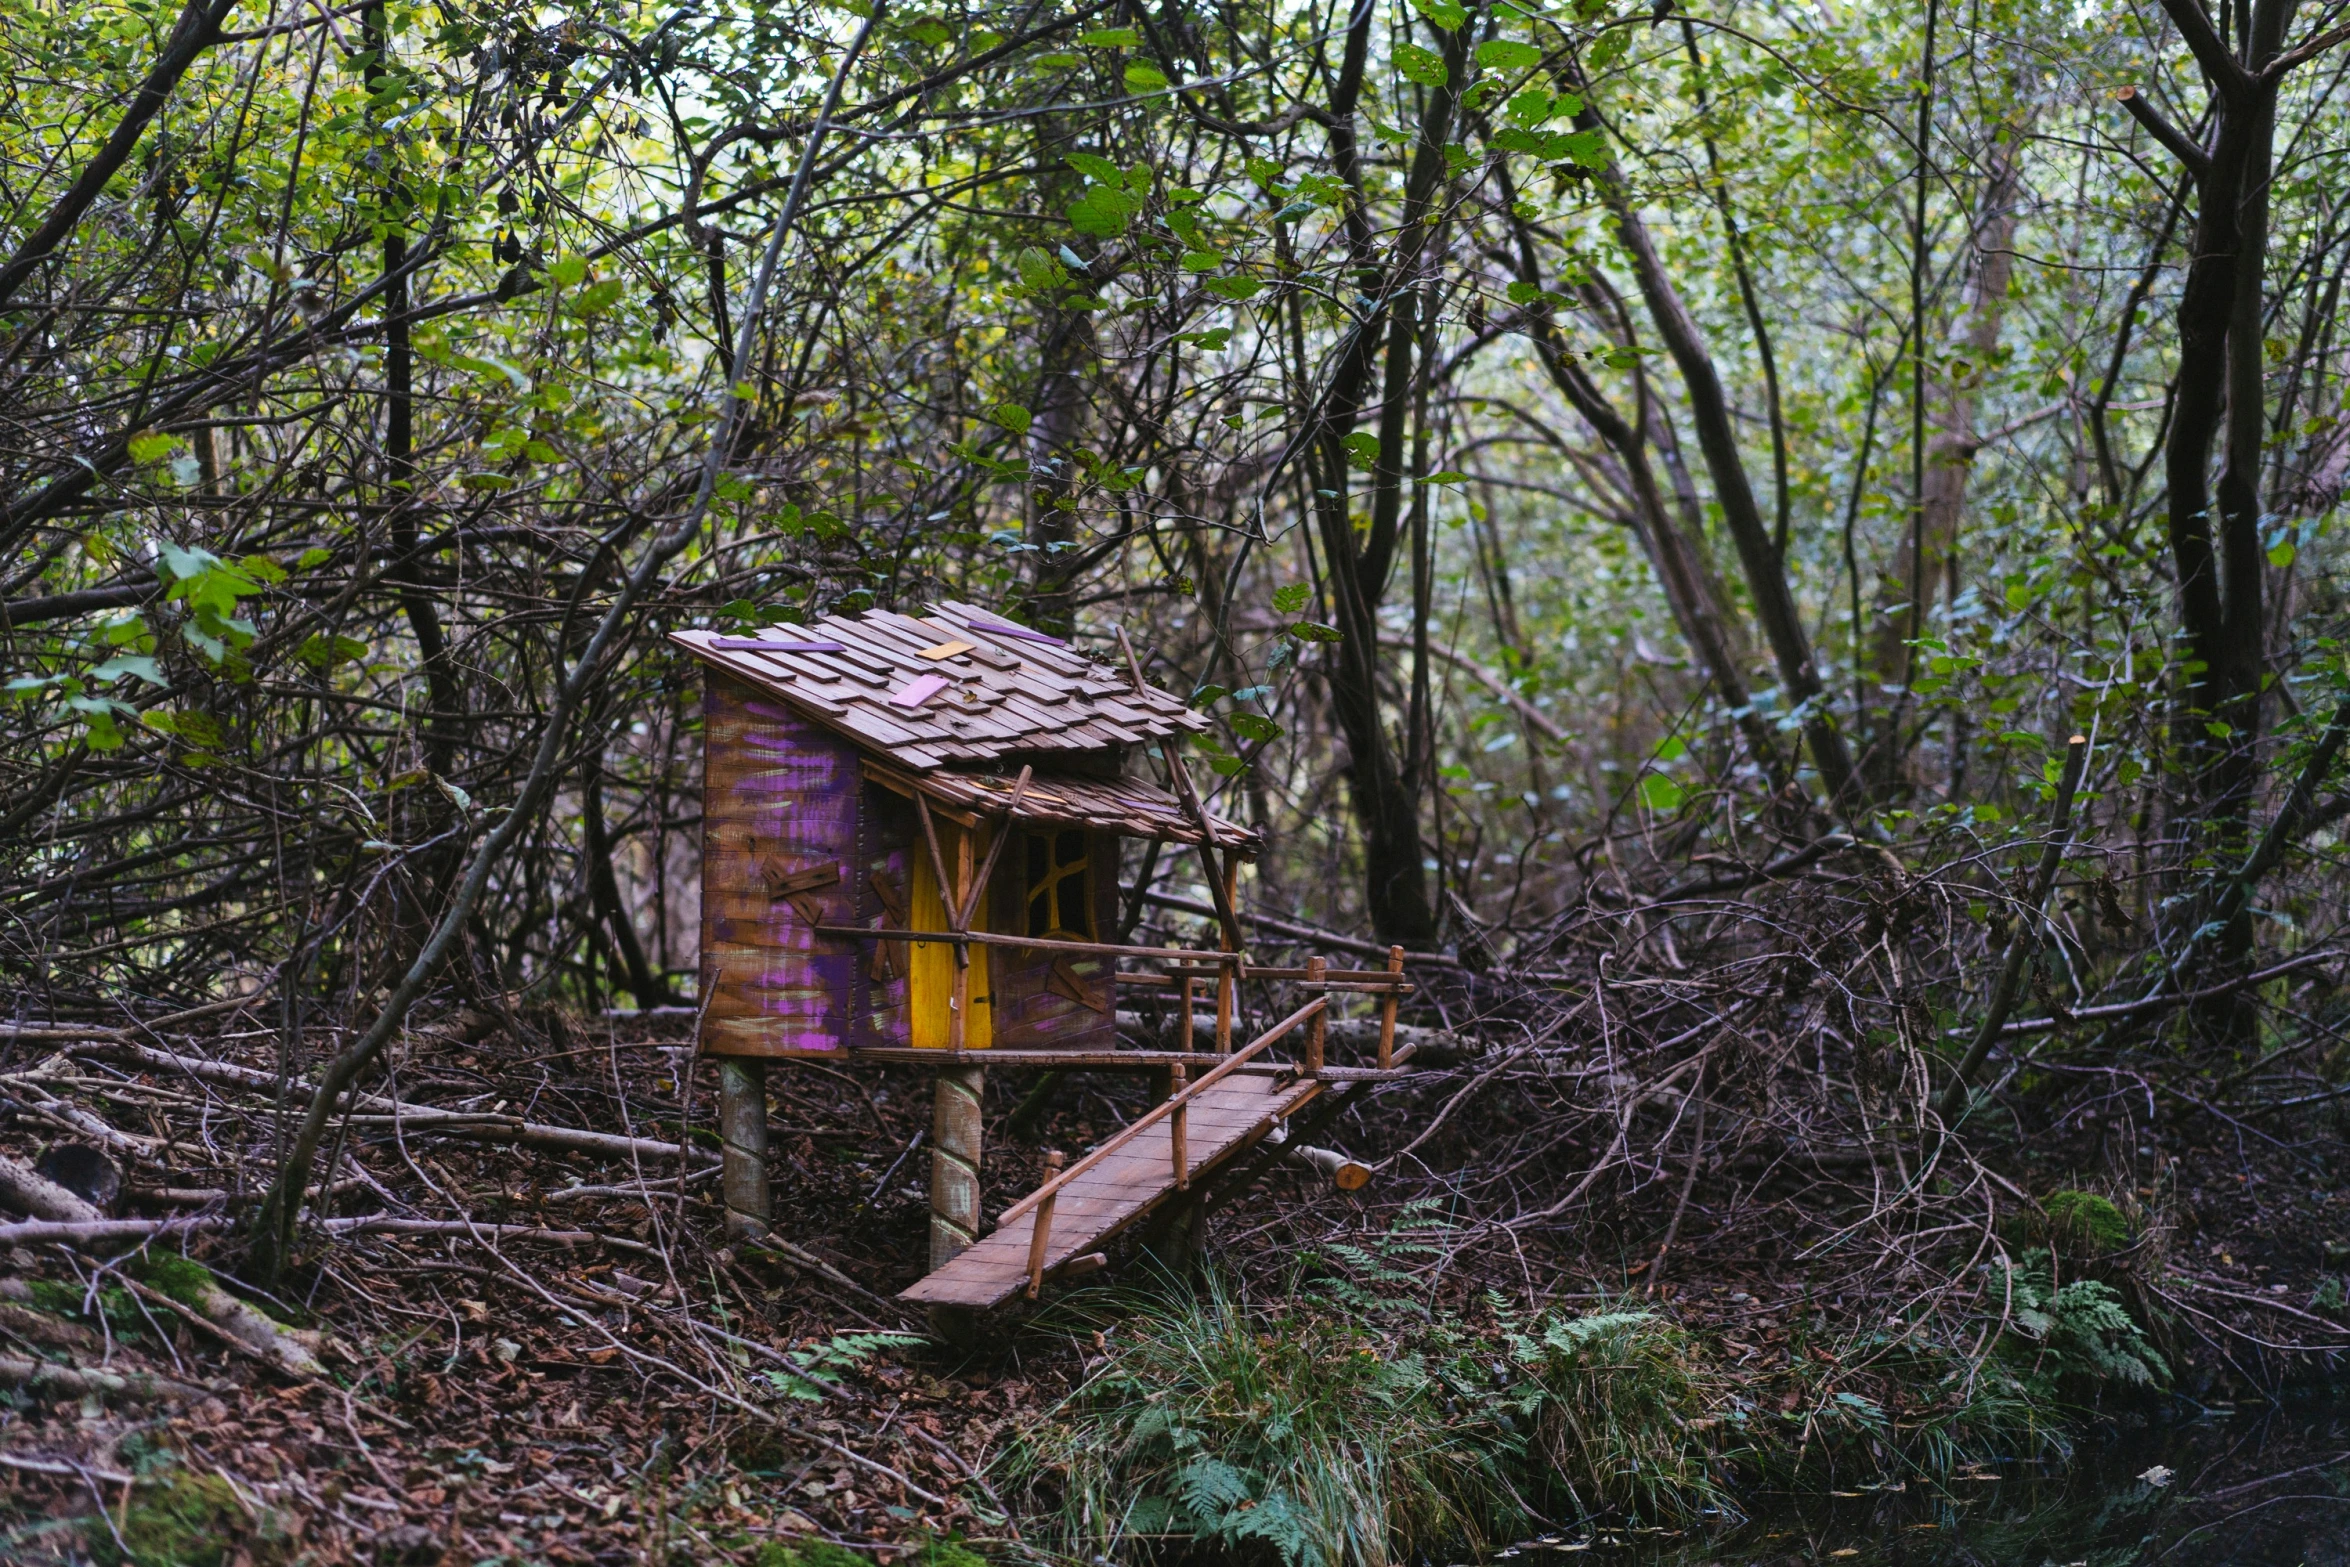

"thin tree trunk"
[1869,126,2024,757]
[1591,136,1866,814]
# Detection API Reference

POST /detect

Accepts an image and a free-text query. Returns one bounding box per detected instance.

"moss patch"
[92,1471,249,1567]
[2043,1189,2130,1255]
[755,1541,872,1567]
[134,1255,215,1311]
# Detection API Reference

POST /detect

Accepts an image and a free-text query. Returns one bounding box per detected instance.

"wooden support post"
[930,1067,984,1270]
[1378,945,1403,1072]
[1304,958,1326,1074]
[1024,1149,1065,1299]
[1170,1060,1189,1191]
[949,822,974,1046]
[716,1058,770,1239]
[1179,969,1197,1053]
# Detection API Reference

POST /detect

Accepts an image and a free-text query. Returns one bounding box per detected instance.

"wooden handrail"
[993,996,1327,1228]
[812,926,1244,964]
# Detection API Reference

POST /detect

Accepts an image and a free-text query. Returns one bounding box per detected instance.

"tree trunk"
[1869,128,2024,776]
[1593,141,1866,815]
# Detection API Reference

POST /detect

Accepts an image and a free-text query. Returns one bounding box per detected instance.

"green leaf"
[1505,87,1559,124]
[2269,540,2297,567]
[128,431,176,464]
[1394,42,1449,87]
[1123,60,1168,92]
[1077,26,1139,46]
[1272,583,1312,614]
[1411,0,1467,29]
[1229,712,1281,742]
[1288,621,1344,643]
[1176,328,1232,350]
[1556,128,1608,168]
[992,402,1033,435]
[1032,51,1081,68]
[1206,753,1248,776]
[1640,773,1685,811]
[1066,151,1122,183]
[569,278,625,317]
[1477,39,1545,70]
[1180,249,1223,272]
[1653,735,1688,762]
[1420,470,1469,483]
[295,548,333,569]
[1342,431,1381,470]
[1506,280,1542,305]
[1068,185,1140,237]
[1203,275,1263,301]
[548,255,588,287]
[296,633,368,670]
[87,654,164,686]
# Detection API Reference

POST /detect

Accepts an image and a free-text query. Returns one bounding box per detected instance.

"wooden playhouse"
[671,603,1413,1313]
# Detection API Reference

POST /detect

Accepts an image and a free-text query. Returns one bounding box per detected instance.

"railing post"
[1305,957,1326,1074]
[1169,1060,1188,1191]
[1024,1150,1065,1299]
[1179,968,1197,1053]
[1378,944,1403,1072]
[1217,851,1240,1053]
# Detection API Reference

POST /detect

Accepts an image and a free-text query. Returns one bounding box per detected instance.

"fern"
[2002,1253,2168,1389]
[763,1330,925,1402]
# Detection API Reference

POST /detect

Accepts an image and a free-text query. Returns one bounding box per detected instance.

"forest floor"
[1,981,2346,1566]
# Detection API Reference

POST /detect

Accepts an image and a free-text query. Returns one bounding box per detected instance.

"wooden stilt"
[716,1057,770,1239]
[1304,957,1327,1074]
[930,1067,984,1269]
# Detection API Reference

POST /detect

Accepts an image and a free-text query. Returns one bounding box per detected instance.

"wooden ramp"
[901,1068,1323,1310]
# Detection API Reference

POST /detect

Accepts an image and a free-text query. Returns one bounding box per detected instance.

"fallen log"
[0,1352,217,1403]
[67,1040,710,1163]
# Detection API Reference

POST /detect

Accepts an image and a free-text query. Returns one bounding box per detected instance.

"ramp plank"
[900,1069,1322,1308]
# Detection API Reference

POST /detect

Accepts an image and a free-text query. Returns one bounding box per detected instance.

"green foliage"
[2000,1252,2169,1391]
[1004,1274,1529,1567]
[762,1330,925,1402]
[1477,1298,1726,1524]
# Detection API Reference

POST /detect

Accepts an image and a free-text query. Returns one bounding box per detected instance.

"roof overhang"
[862,758,1259,855]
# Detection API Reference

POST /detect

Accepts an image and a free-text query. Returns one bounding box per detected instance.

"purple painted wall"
[699,672,861,1055]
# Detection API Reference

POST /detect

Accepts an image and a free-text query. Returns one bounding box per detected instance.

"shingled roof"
[669,601,1210,771]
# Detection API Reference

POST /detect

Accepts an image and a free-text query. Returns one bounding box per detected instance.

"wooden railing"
[812,926,1410,1070]
[997,995,1329,1296]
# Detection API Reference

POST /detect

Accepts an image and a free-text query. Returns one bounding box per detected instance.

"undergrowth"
[999,1227,2164,1567]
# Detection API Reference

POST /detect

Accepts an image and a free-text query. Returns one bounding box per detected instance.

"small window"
[1025,830,1092,938]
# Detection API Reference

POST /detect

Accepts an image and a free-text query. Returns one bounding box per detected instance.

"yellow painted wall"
[908,820,992,1049]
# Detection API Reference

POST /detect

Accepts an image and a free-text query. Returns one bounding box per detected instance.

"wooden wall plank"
[700,671,861,1057]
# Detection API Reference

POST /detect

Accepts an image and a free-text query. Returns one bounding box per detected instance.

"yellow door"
[909,820,992,1049]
